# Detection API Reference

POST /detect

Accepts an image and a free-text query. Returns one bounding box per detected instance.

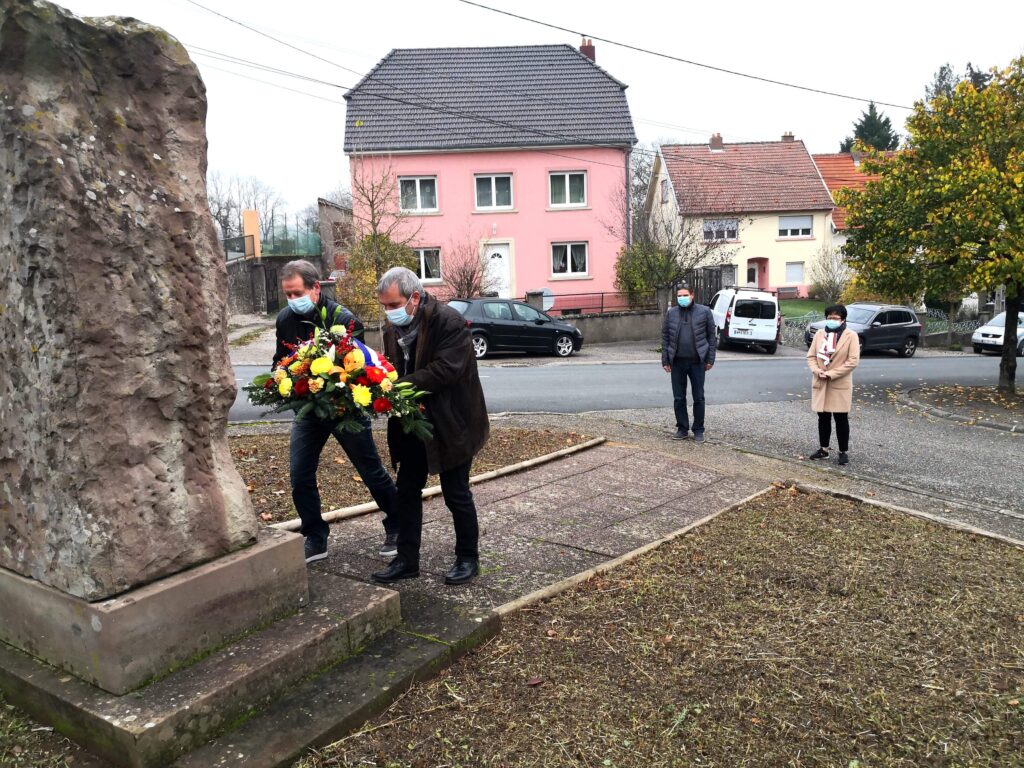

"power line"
[456,0,914,111]
[178,13,840,185]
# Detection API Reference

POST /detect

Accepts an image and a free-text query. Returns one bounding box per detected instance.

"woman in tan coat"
[805,304,860,465]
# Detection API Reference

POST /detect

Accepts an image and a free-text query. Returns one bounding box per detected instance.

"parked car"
[709,287,781,354]
[447,298,584,359]
[804,303,922,357]
[972,311,1024,355]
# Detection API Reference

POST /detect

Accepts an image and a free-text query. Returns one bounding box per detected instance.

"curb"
[270,436,608,532]
[897,389,1021,434]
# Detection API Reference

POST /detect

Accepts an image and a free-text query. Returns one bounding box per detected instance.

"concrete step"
[0,572,399,768]
[174,590,500,768]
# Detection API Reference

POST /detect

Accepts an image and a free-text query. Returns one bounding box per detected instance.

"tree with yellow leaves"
[839,57,1024,393]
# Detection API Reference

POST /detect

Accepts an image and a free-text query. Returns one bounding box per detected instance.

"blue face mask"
[825,319,843,330]
[386,297,415,327]
[288,295,316,315]
[677,296,692,308]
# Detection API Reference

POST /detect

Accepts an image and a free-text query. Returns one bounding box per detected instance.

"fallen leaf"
[259,513,273,522]
[334,457,347,465]
[545,629,557,638]
[1009,699,1020,707]
[527,676,544,687]
[246,485,255,492]
[352,475,364,484]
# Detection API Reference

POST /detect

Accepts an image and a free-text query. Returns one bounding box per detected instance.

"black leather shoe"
[444,559,480,586]
[371,558,419,584]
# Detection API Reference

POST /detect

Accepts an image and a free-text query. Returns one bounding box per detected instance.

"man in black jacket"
[275,260,399,564]
[370,267,489,586]
[661,282,717,443]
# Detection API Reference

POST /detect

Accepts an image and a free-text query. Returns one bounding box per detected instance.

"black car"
[804,303,922,357]
[447,298,584,359]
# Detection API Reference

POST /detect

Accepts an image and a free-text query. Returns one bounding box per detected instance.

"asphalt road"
[229,355,998,421]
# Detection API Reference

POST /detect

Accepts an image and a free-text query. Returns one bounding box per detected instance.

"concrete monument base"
[0,569,400,768]
[0,529,309,695]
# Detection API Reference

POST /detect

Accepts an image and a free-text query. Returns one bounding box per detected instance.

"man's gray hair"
[377,266,422,298]
[280,259,321,289]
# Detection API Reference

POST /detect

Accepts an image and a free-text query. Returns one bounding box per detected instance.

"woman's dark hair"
[824,303,847,320]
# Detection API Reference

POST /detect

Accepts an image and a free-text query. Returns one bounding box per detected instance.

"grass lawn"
[780,298,827,318]
[299,488,1024,768]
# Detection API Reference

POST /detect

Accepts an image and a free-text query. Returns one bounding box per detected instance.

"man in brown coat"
[806,303,860,464]
[371,267,490,586]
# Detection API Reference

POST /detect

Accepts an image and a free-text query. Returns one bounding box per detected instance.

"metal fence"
[780,311,822,348]
[523,291,658,317]
[223,234,255,261]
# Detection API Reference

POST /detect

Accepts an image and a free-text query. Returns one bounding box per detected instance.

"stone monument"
[0,3,402,765]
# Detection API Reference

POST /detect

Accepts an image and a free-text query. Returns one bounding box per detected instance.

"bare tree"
[206,171,238,239]
[605,171,739,305]
[436,227,502,299]
[236,176,284,242]
[807,243,852,302]
[322,183,353,209]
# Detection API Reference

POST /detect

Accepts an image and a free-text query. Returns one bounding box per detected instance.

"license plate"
[734,328,751,335]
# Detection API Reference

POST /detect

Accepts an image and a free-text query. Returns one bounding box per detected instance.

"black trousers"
[817,411,850,452]
[393,432,479,565]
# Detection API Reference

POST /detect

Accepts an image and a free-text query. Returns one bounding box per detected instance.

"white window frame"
[474,174,513,210]
[413,247,442,284]
[551,241,589,277]
[778,214,813,238]
[398,176,438,212]
[549,171,588,208]
[785,261,805,283]
[703,218,739,242]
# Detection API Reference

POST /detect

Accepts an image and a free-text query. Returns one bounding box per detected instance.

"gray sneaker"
[304,537,328,564]
[693,432,705,445]
[672,429,688,440]
[379,532,398,558]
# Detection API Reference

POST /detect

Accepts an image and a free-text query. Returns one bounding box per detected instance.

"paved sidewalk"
[313,444,766,610]
[898,385,1023,433]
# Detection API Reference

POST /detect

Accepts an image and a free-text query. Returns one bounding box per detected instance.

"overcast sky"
[57,0,1024,217]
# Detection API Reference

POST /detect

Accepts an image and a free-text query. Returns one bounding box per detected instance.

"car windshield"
[846,307,876,325]
[447,300,470,315]
[734,300,776,319]
[987,312,1024,328]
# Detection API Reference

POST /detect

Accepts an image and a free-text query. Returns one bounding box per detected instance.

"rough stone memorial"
[0,2,400,765]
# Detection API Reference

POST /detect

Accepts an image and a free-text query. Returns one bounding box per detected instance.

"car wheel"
[554,334,574,358]
[717,328,730,349]
[899,336,918,358]
[765,343,778,355]
[1018,340,1024,357]
[973,345,983,354]
[471,333,489,359]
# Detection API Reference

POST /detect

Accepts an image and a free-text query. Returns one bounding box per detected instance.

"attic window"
[660,178,670,203]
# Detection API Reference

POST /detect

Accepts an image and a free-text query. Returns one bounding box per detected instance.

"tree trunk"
[946,301,955,349]
[998,284,1019,394]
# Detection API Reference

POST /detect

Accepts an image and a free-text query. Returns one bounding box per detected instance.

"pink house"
[343,43,637,304]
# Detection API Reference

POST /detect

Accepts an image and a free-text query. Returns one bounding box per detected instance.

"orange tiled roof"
[812,153,882,230]
[661,140,834,216]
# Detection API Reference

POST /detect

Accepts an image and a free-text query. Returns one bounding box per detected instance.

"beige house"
[649,133,834,297]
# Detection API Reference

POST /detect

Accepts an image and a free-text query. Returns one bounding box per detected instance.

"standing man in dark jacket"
[371,267,489,586]
[661,282,717,443]
[275,260,399,564]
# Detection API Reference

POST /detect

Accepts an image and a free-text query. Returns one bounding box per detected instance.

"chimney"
[709,133,724,151]
[580,37,595,62]
[781,131,795,142]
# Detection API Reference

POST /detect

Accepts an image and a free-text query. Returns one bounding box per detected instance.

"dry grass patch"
[299,489,1024,768]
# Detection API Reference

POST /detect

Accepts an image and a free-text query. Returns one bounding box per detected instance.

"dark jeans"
[290,417,398,544]
[817,411,850,452]
[392,431,479,566]
[671,357,706,434]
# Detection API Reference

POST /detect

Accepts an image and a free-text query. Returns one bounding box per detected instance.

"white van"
[709,287,781,354]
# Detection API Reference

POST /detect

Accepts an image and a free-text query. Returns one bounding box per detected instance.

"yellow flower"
[343,348,365,372]
[278,378,293,396]
[308,377,324,394]
[350,383,371,407]
[329,365,346,376]
[329,324,349,337]
[380,378,393,392]
[309,357,333,376]
[386,370,398,381]
[288,359,304,374]
[273,368,288,383]
[296,344,313,360]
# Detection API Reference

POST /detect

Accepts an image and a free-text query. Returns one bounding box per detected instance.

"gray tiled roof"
[344,45,637,153]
